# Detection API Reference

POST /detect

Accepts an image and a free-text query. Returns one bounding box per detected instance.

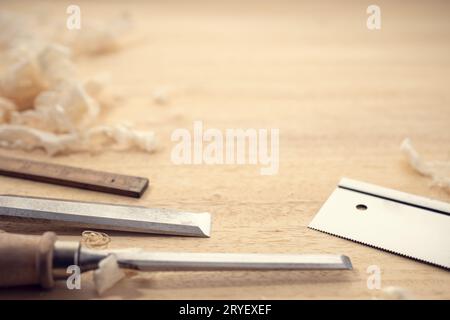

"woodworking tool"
[0,231,353,288]
[0,155,149,198]
[0,195,211,237]
[309,178,450,269]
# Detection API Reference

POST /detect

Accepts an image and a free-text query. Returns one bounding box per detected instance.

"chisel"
[0,231,353,288]
[0,195,211,237]
[0,155,149,198]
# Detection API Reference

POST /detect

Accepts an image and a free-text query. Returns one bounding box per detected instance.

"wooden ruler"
[0,155,149,198]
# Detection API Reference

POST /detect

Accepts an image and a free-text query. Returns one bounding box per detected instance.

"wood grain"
[0,155,149,198]
[0,0,449,299]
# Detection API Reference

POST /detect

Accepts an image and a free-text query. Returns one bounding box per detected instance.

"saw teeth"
[308,226,450,270]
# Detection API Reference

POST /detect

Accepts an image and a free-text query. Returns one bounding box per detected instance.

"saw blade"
[308,178,450,269]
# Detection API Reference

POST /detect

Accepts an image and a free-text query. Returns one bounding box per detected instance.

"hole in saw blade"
[356,204,367,211]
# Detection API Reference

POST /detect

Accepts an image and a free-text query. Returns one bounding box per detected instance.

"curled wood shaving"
[0,123,156,156]
[81,230,111,249]
[401,138,450,190]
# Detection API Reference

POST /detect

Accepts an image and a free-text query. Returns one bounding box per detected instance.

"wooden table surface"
[0,0,449,299]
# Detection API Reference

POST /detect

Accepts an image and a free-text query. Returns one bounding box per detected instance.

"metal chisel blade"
[0,195,211,237]
[309,178,450,269]
[71,244,352,272]
[110,252,353,271]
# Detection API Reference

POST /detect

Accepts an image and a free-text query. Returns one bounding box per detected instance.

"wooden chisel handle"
[0,231,57,288]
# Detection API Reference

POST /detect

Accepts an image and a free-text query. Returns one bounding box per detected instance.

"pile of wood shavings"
[0,12,156,155]
[401,138,450,190]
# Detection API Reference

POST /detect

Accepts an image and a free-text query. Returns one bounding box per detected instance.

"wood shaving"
[380,286,412,300]
[93,254,125,296]
[152,86,171,106]
[0,123,155,155]
[0,52,48,110]
[401,138,450,190]
[0,12,156,155]
[81,230,111,249]
[0,97,16,122]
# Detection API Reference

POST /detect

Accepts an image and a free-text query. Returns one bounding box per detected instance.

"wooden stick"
[0,155,149,198]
